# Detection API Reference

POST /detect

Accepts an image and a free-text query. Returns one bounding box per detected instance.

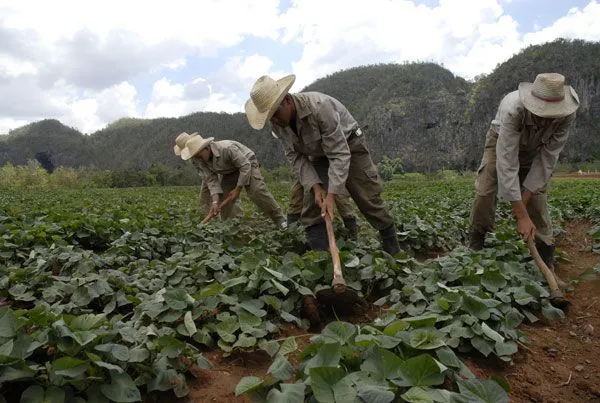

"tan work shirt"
[271,92,359,195]
[191,140,256,196]
[493,91,575,201]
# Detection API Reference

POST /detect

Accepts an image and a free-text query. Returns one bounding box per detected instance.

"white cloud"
[1,0,600,136]
[524,1,600,45]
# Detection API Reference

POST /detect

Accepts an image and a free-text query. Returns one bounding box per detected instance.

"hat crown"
[250,75,283,113]
[175,132,191,149]
[531,73,566,102]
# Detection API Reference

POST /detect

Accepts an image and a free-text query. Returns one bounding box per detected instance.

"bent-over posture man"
[174,132,243,217]
[178,133,287,228]
[469,73,579,282]
[245,74,400,255]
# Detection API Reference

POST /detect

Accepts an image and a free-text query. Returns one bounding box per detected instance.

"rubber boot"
[287,213,301,227]
[306,223,329,251]
[380,225,401,256]
[469,230,486,251]
[342,216,358,240]
[536,242,569,289]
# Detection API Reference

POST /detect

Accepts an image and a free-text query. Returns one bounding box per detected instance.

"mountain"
[1,38,599,172]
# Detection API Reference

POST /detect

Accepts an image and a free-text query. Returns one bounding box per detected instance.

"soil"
[167,220,600,403]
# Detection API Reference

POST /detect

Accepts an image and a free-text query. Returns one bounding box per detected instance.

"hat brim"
[519,83,580,118]
[181,137,214,160]
[245,75,296,130]
[174,145,182,156]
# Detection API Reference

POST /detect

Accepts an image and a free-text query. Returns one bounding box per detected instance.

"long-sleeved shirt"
[271,92,359,194]
[191,140,256,195]
[494,90,575,201]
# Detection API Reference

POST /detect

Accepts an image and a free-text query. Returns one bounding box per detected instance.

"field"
[1,176,599,403]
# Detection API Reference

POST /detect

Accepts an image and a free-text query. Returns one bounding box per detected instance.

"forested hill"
[1,38,598,172]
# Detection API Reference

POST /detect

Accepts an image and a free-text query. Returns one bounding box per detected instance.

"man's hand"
[209,200,221,217]
[226,187,242,204]
[512,199,535,241]
[522,189,533,206]
[313,183,326,209]
[517,215,536,241]
[321,193,335,222]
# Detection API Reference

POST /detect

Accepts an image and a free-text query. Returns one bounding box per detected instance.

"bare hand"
[227,187,242,203]
[313,184,326,208]
[320,193,335,222]
[209,202,220,217]
[517,216,536,241]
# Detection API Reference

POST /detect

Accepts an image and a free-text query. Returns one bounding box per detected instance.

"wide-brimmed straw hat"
[518,73,579,118]
[173,132,192,156]
[245,74,296,130]
[180,133,214,161]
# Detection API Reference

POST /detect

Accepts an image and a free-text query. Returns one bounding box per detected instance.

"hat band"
[532,93,564,103]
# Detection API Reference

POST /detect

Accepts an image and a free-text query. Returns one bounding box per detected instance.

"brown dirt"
[164,221,600,402]
[463,220,600,403]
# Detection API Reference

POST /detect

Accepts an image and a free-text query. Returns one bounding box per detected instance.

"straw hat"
[174,132,192,156]
[180,133,214,161]
[245,74,296,129]
[518,73,579,118]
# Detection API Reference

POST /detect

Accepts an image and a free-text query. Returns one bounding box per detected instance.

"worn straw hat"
[180,133,214,161]
[245,74,296,130]
[173,132,192,156]
[518,73,580,118]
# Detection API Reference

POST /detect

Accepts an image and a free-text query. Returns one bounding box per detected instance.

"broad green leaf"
[403,314,439,328]
[184,311,197,335]
[541,303,565,320]
[52,356,88,378]
[267,354,294,381]
[128,347,150,363]
[457,379,509,403]
[401,386,459,403]
[315,321,356,345]
[164,289,194,310]
[69,313,106,331]
[279,337,298,356]
[0,363,35,383]
[481,323,504,343]
[495,341,518,357]
[435,347,474,379]
[266,383,304,403]
[233,334,257,349]
[471,336,494,357]
[20,385,65,403]
[303,343,341,374]
[461,295,490,320]
[383,320,409,336]
[360,347,403,380]
[198,283,223,298]
[309,366,346,403]
[235,376,263,396]
[356,385,395,403]
[481,271,507,292]
[394,354,445,387]
[409,328,446,350]
[100,371,141,402]
[0,308,16,338]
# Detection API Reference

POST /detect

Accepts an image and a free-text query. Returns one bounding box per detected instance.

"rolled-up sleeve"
[496,110,523,201]
[205,171,222,196]
[523,114,573,194]
[284,144,321,191]
[315,99,351,194]
[227,147,252,188]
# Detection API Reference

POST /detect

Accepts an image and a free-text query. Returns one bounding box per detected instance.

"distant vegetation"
[1,38,599,187]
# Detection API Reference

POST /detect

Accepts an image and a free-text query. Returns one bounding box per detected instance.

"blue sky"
[0,0,599,134]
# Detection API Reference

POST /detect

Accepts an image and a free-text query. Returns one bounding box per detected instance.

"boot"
[305,223,329,251]
[342,216,358,240]
[287,213,301,227]
[536,242,569,289]
[380,225,401,256]
[469,230,486,251]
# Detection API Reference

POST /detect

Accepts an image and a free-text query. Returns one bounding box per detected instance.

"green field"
[1,178,599,402]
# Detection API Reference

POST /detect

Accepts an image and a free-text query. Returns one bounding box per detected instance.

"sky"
[0,0,599,135]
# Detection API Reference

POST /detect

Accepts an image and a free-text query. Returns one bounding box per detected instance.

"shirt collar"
[292,94,312,120]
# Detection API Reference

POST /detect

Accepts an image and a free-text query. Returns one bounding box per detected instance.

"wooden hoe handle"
[324,216,346,293]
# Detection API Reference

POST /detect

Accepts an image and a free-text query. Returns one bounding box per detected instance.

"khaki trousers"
[301,134,394,230]
[470,126,553,245]
[217,163,285,226]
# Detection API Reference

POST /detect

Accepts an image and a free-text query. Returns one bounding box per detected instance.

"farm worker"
[245,74,401,255]
[177,133,287,229]
[174,132,243,218]
[285,178,358,239]
[469,73,580,279]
